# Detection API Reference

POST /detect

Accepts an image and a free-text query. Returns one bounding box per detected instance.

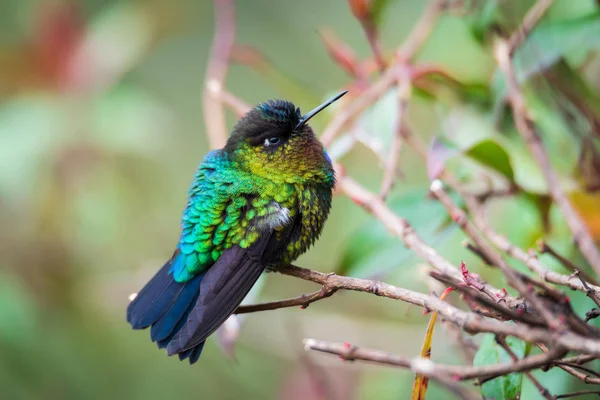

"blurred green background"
[1,0,600,399]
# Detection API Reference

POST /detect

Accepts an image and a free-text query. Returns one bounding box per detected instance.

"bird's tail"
[127,251,206,364]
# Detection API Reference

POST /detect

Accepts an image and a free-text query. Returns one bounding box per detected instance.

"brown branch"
[203,0,236,149]
[235,287,337,314]
[275,265,600,356]
[430,271,542,326]
[380,66,411,199]
[494,37,600,277]
[574,270,600,310]
[560,354,598,365]
[507,0,555,55]
[303,338,566,382]
[551,362,600,385]
[305,338,479,399]
[554,362,600,380]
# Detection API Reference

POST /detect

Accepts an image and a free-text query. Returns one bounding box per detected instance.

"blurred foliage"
[1,0,600,399]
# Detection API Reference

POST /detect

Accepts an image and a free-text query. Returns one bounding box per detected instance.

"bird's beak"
[295,90,349,130]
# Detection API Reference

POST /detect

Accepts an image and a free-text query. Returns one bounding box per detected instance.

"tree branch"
[266,265,600,356]
[235,286,337,314]
[303,338,566,381]
[203,0,236,149]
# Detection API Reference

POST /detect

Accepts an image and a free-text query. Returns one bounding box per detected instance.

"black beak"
[295,90,348,130]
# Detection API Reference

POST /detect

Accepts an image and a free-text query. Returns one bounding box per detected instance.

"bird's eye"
[264,137,281,147]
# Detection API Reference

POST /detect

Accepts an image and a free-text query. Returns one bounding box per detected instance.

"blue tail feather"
[127,251,207,364]
[150,271,205,342]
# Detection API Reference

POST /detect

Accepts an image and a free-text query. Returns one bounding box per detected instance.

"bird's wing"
[166,225,290,355]
[173,151,258,282]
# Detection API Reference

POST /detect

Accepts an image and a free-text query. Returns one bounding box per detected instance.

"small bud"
[451,211,462,222]
[460,261,468,277]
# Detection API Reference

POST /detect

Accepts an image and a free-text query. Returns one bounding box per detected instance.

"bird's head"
[224,91,347,185]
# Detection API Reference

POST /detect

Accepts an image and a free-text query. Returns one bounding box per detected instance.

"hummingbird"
[127,91,347,364]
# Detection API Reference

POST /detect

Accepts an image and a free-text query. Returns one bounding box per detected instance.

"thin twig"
[507,0,555,55]
[538,240,597,284]
[574,270,600,310]
[203,0,236,149]
[560,354,598,365]
[380,66,411,199]
[235,287,337,314]
[494,37,600,276]
[539,344,600,385]
[554,362,600,379]
[303,338,566,381]
[555,389,600,399]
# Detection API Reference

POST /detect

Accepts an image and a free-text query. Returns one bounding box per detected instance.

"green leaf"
[465,139,514,181]
[437,107,578,194]
[433,108,518,186]
[473,333,526,400]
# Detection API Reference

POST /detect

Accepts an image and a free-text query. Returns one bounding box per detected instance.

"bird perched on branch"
[127,91,347,364]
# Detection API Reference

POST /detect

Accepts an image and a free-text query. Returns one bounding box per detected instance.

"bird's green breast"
[173,150,333,282]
